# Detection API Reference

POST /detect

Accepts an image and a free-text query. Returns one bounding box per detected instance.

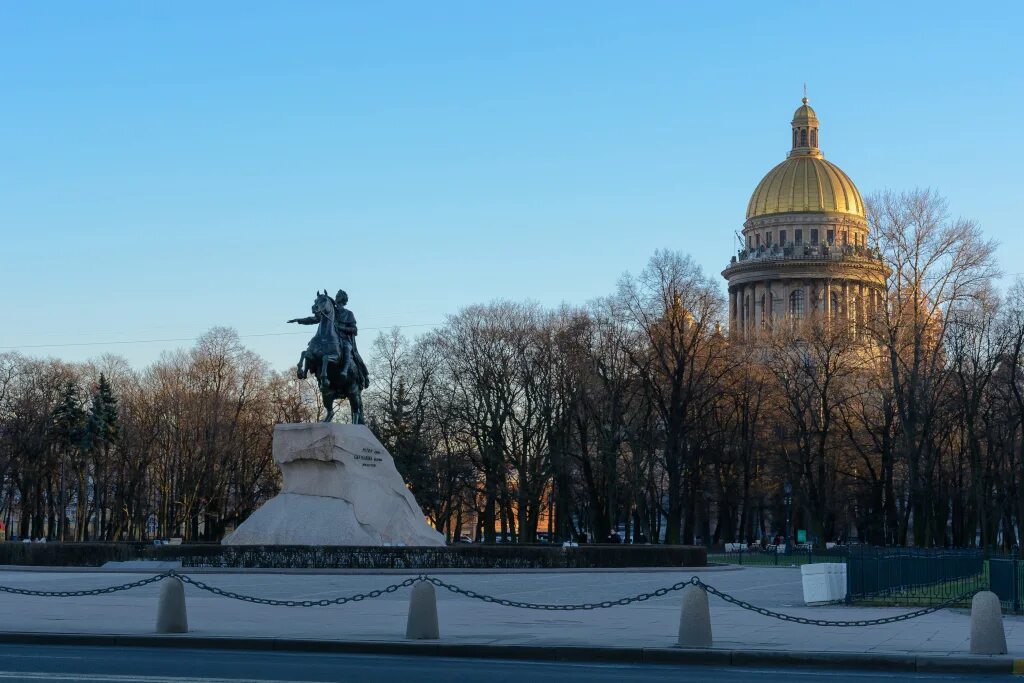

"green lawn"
[707,551,846,567]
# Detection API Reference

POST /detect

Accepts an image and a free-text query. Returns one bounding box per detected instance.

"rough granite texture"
[223,423,445,546]
[970,590,1008,654]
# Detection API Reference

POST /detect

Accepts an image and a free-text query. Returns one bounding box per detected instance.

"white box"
[801,562,847,604]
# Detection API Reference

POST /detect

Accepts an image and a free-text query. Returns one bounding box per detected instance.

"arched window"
[789,290,805,319]
[793,129,799,147]
[800,129,808,146]
[810,129,817,147]
[831,292,840,316]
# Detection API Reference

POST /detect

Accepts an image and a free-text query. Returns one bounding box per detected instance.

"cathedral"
[723,98,887,337]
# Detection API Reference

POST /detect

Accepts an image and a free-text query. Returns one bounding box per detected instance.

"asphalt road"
[0,645,998,682]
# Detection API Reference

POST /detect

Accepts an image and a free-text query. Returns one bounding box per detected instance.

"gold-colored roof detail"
[746,155,864,219]
[792,97,818,127]
[745,98,864,219]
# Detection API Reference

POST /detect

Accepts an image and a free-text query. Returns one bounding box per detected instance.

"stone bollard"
[970,591,1007,655]
[677,584,712,647]
[156,577,188,633]
[406,581,439,640]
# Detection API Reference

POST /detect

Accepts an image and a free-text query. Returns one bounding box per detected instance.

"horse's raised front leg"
[296,352,308,379]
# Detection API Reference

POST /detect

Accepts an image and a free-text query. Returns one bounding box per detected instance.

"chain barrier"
[0,571,171,597]
[426,575,976,625]
[422,575,693,611]
[688,577,978,627]
[0,571,979,626]
[175,574,421,607]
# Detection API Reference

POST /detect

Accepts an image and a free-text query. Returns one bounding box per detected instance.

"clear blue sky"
[2,1,1022,369]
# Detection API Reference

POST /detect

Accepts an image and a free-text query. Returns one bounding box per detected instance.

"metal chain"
[176,574,421,607]
[0,571,171,597]
[424,575,694,610]
[0,571,979,626]
[425,575,975,626]
[689,577,977,627]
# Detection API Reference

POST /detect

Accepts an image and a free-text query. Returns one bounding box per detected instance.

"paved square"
[0,566,1020,658]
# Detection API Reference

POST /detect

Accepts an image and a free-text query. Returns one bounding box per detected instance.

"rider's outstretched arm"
[287,315,320,325]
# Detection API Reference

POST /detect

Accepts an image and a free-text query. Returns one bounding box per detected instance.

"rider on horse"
[331,289,370,390]
[288,289,369,390]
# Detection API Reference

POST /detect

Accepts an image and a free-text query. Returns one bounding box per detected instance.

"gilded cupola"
[745,98,864,220]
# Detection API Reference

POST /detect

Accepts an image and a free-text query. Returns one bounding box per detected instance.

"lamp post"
[783,482,793,550]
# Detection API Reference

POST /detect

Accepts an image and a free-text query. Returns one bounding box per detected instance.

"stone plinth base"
[223,423,445,546]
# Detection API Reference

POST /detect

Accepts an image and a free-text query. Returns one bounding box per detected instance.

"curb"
[0,632,1017,675]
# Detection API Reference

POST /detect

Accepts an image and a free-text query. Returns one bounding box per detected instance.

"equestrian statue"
[288,289,370,424]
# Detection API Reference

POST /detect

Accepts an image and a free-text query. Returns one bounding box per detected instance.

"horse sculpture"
[293,290,364,424]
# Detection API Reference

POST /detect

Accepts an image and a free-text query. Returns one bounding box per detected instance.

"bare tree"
[618,250,728,544]
[867,188,999,545]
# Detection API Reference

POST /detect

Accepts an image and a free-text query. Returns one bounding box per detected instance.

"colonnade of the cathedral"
[729,278,883,337]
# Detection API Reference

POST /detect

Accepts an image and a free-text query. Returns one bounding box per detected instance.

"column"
[824,279,832,322]
[843,281,851,327]
[754,282,762,330]
[733,288,740,336]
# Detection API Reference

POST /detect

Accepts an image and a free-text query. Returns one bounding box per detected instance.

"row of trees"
[0,331,314,541]
[1,189,1019,548]
[367,189,1016,548]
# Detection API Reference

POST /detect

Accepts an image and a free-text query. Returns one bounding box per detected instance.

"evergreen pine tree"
[86,373,119,540]
[87,373,119,449]
[49,381,87,540]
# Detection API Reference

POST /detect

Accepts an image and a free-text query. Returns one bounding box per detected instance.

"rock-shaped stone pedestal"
[223,423,445,546]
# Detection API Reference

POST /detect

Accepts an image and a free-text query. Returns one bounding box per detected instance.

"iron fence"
[988,556,1024,612]
[711,545,1024,611]
[845,548,987,607]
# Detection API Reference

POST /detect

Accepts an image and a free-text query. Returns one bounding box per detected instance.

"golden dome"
[746,155,864,219]
[745,98,864,219]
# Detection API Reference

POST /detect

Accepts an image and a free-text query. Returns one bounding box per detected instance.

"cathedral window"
[810,129,817,147]
[811,228,818,244]
[780,230,787,245]
[795,229,803,245]
[800,129,807,146]
[793,129,799,147]
[760,294,768,328]
[831,292,840,316]
[789,290,805,319]
[767,231,773,245]
[827,229,834,244]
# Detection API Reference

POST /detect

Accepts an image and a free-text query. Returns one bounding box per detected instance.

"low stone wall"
[0,542,150,567]
[0,542,706,569]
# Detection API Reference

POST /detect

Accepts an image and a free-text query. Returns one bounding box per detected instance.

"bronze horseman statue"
[288,289,370,424]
